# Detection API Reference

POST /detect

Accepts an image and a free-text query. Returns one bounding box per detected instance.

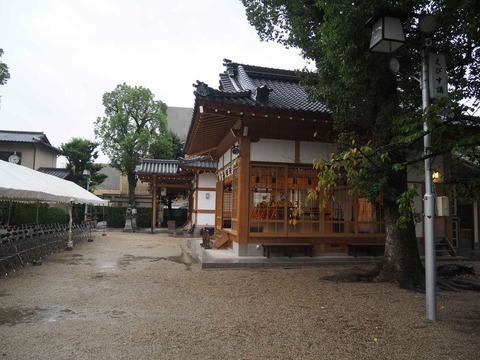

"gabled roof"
[179,156,216,171]
[136,159,180,176]
[37,167,73,180]
[136,157,215,176]
[185,59,333,157]
[191,59,329,113]
[135,157,215,187]
[215,59,329,113]
[0,130,61,153]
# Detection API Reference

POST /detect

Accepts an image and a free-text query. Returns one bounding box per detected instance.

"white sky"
[0,0,311,163]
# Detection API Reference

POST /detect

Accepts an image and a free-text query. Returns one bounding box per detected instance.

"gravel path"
[1,229,479,360]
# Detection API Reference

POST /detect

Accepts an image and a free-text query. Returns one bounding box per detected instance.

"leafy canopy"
[60,137,106,189]
[94,83,169,204]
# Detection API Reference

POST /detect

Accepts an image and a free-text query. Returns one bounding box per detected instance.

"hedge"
[0,202,68,225]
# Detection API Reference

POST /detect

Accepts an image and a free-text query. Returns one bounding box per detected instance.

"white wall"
[194,172,216,227]
[250,139,295,163]
[299,141,335,164]
[250,139,335,164]
[198,173,216,188]
[197,213,215,226]
[197,191,215,210]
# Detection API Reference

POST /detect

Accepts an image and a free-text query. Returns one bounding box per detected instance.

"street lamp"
[83,169,91,222]
[367,11,441,321]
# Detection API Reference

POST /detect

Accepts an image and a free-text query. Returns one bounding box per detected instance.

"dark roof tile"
[135,159,179,175]
[37,167,73,180]
[195,59,329,114]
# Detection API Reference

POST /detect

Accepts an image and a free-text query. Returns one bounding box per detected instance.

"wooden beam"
[151,180,157,233]
[237,137,250,245]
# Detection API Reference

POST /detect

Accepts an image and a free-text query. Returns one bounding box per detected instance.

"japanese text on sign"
[428,53,448,98]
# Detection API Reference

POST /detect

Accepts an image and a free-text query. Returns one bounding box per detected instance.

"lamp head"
[366,9,410,54]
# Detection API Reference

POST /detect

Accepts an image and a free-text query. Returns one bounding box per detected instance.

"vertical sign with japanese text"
[428,53,448,98]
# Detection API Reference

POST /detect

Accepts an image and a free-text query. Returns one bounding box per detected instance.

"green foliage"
[94,83,169,205]
[105,206,127,227]
[0,48,10,85]
[396,184,421,229]
[0,202,68,225]
[149,130,184,159]
[60,138,107,189]
[45,207,69,224]
[135,208,152,228]
[14,203,48,224]
[102,206,151,228]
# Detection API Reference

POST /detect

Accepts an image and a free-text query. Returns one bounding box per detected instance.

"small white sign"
[428,53,448,98]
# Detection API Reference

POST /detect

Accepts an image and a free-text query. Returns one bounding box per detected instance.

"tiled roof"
[179,156,216,171]
[135,159,179,175]
[136,157,216,176]
[1,130,51,145]
[0,130,60,153]
[37,167,73,180]
[193,59,329,113]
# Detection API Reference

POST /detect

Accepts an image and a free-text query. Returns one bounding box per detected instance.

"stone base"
[124,217,136,232]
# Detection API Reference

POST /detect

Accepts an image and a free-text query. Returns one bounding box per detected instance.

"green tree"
[149,129,184,159]
[94,83,169,206]
[149,129,187,224]
[60,137,106,189]
[242,0,480,288]
[0,49,10,85]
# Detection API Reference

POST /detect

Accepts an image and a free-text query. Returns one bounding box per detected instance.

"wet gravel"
[1,229,479,359]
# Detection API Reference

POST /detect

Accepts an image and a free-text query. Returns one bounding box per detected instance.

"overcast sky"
[0,0,311,163]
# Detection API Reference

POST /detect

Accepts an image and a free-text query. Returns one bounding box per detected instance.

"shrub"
[46,207,68,224]
[136,208,152,228]
[105,206,126,227]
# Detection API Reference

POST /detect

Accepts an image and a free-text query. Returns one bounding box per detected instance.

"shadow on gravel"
[322,263,480,291]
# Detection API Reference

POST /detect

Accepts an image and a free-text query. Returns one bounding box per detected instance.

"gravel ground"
[1,229,479,360]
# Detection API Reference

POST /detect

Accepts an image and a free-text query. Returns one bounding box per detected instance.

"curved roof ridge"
[193,81,251,99]
[236,65,257,91]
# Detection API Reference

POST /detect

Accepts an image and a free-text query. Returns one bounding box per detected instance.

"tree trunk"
[127,171,137,206]
[375,168,424,289]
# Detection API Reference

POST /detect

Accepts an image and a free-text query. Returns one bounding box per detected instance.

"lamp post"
[367,11,440,321]
[83,169,91,222]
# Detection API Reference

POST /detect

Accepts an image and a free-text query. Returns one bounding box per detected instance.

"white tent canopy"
[0,160,108,205]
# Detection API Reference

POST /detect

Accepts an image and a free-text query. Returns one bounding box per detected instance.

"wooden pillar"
[237,137,250,244]
[151,178,157,233]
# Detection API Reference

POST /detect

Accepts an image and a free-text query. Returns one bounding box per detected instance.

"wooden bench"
[262,243,314,259]
[347,243,385,257]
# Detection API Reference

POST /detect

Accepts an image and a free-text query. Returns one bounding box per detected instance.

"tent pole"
[102,204,107,236]
[66,202,74,250]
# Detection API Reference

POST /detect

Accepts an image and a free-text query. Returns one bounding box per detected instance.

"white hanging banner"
[428,53,448,98]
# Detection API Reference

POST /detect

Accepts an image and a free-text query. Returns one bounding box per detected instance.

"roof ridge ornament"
[254,84,272,103]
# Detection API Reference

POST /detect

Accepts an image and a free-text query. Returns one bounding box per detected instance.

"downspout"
[31,143,37,169]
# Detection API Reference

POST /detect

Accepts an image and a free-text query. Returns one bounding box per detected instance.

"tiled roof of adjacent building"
[0,130,60,152]
[179,156,216,171]
[136,157,216,176]
[136,159,179,175]
[193,59,330,113]
[37,167,73,180]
